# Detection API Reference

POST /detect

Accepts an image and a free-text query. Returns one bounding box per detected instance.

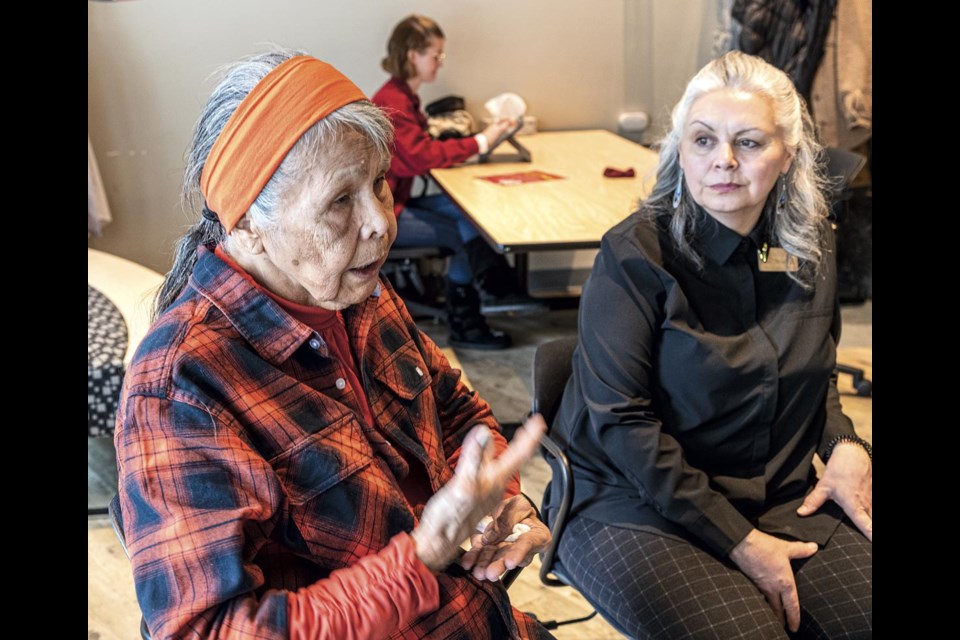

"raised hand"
[480,118,516,147]
[411,415,546,573]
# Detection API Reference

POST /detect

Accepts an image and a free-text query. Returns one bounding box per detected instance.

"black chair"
[532,337,635,634]
[824,147,873,397]
[107,494,153,640]
[530,337,578,588]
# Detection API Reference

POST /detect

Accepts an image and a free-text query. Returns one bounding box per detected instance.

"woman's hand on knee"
[729,529,818,633]
[797,443,873,541]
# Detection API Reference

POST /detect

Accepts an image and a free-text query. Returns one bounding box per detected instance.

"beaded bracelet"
[822,434,872,463]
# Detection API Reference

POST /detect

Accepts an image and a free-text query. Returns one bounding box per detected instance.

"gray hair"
[154,48,394,318]
[640,50,830,287]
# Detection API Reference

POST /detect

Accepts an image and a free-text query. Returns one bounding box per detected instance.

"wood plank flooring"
[88,522,142,640]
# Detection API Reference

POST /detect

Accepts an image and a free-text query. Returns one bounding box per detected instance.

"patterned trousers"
[557,516,871,639]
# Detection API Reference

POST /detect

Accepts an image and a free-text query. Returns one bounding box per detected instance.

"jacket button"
[415,366,424,377]
[309,338,322,350]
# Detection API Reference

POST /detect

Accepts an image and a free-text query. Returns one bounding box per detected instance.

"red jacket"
[115,245,538,639]
[372,76,479,215]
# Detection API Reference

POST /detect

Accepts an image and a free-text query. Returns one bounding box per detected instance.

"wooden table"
[430,129,660,254]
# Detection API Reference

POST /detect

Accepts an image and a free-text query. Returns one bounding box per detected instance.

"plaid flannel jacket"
[115,245,540,639]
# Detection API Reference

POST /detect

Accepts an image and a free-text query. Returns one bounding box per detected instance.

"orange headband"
[200,55,367,232]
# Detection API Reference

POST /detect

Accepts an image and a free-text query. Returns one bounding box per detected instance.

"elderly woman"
[114,49,552,640]
[542,51,871,639]
[372,14,545,351]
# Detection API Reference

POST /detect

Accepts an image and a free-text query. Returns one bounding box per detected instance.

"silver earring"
[672,170,683,209]
[776,176,788,212]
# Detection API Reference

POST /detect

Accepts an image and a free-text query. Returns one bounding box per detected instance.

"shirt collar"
[694,208,768,266]
[189,245,381,366]
[189,245,310,365]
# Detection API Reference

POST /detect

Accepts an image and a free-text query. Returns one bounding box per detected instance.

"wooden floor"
[89,304,872,639]
[88,522,143,640]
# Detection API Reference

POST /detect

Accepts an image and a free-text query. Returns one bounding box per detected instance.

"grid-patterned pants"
[557,516,871,639]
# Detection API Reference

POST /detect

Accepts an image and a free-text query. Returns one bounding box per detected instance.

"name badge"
[757,245,798,272]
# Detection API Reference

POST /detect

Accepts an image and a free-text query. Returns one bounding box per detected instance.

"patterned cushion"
[88,284,128,436]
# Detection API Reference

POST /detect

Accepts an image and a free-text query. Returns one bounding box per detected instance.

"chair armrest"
[538,434,573,587]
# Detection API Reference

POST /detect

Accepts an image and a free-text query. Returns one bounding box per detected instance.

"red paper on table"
[477,170,566,186]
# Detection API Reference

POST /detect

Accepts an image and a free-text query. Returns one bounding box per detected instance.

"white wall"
[88,0,717,273]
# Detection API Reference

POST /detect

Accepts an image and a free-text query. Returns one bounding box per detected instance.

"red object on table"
[478,170,565,186]
[603,167,635,178]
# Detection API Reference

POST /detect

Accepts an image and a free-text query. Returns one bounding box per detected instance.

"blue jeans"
[394,194,477,285]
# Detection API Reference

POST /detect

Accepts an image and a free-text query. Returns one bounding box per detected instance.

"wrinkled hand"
[460,494,551,581]
[797,442,872,541]
[411,415,546,573]
[729,529,818,633]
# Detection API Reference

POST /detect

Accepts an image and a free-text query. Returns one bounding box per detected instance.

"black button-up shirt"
[545,208,854,557]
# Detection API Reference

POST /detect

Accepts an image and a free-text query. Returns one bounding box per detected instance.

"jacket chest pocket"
[270,414,374,517]
[368,341,443,478]
[370,342,432,401]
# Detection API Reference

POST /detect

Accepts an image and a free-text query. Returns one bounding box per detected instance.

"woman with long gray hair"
[115,48,553,640]
[543,51,872,639]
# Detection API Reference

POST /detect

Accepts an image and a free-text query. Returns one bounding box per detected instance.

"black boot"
[461,237,549,315]
[445,282,512,350]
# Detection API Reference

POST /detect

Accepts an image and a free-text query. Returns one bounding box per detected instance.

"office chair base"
[836,364,872,397]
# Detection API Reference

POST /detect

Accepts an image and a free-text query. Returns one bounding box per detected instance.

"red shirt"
[371,76,479,215]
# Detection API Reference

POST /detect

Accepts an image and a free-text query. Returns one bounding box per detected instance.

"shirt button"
[309,338,322,350]
[415,366,424,377]
[335,378,347,390]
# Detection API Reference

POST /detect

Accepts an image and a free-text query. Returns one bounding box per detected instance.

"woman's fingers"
[463,516,551,581]
[456,425,491,484]
[459,416,546,493]
[470,544,502,580]
[780,578,803,632]
[459,542,480,571]
[763,590,785,628]
[415,418,548,574]
[491,414,546,478]
[796,484,830,517]
[849,504,873,541]
[481,496,533,544]
[781,541,817,631]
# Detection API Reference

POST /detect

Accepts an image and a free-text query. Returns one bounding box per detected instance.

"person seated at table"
[113,48,554,640]
[542,50,872,639]
[372,14,546,351]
